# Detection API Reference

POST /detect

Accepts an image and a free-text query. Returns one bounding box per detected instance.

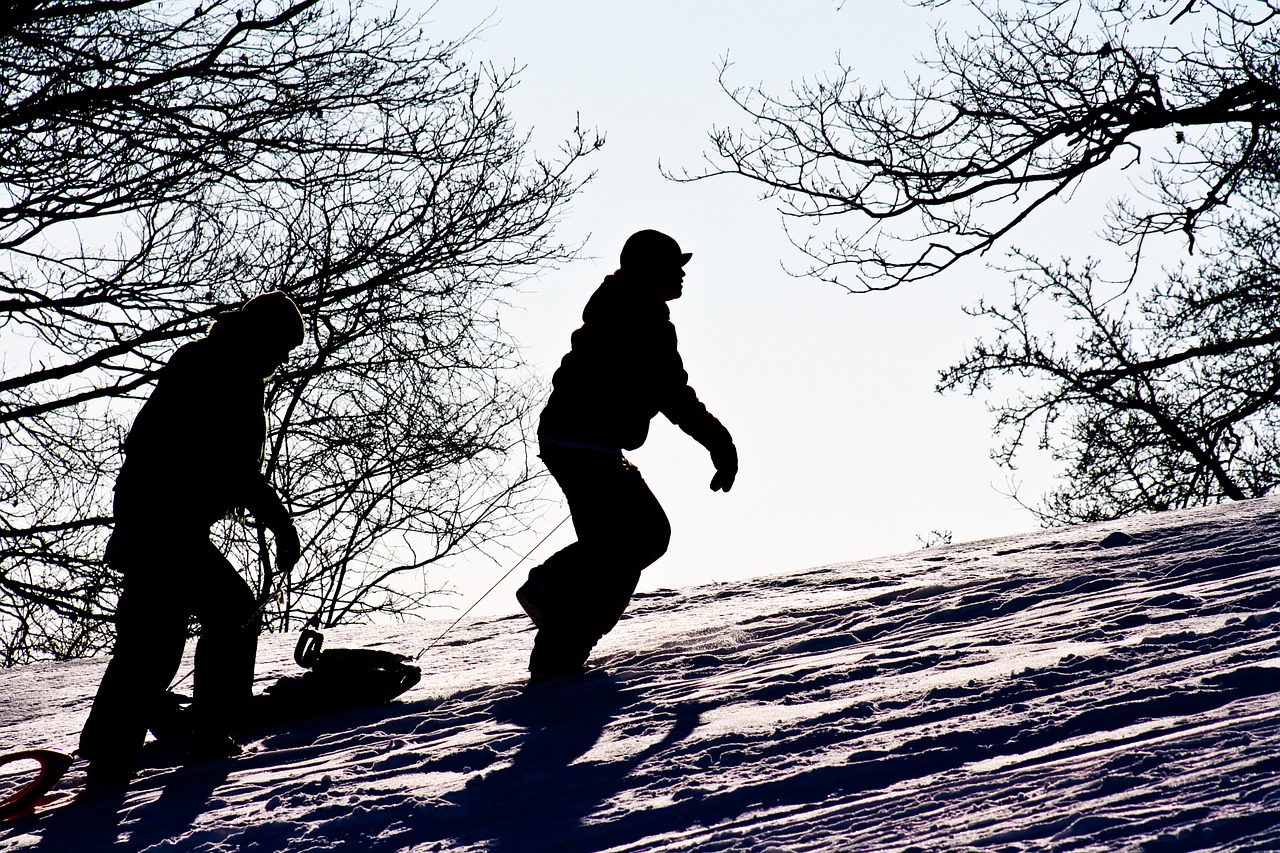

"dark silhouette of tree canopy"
[699,0,1280,524]
[0,0,600,663]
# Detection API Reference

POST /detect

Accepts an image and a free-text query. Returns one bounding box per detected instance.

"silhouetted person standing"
[517,230,738,682]
[79,291,305,786]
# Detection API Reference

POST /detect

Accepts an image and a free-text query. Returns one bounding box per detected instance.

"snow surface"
[3,498,1280,852]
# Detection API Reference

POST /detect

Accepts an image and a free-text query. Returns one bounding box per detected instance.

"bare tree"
[939,197,1280,523]
[0,0,600,663]
[696,0,1280,524]
[695,0,1280,291]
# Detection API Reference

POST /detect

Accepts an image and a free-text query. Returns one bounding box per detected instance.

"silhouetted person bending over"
[517,230,738,682]
[80,291,305,786]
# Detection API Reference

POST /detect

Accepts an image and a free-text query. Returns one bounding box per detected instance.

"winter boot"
[516,577,555,629]
[528,626,595,684]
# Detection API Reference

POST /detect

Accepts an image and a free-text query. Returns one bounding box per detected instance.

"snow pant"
[524,442,671,672]
[79,524,260,769]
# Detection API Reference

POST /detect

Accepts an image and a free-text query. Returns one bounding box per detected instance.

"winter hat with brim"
[620,230,692,271]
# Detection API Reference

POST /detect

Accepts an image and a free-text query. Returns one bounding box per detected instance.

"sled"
[2,627,420,822]
[147,627,422,741]
[0,749,75,822]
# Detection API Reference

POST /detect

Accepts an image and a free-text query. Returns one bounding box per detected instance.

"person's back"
[114,336,270,526]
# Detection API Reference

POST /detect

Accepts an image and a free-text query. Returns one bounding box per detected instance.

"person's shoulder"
[583,274,669,325]
[159,336,225,383]
[165,336,207,366]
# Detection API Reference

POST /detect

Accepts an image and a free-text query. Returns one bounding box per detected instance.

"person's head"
[619,229,691,301]
[209,290,305,376]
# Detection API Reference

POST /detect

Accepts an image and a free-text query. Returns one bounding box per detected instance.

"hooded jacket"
[113,335,279,527]
[537,272,733,457]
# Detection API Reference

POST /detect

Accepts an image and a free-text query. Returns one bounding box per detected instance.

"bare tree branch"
[691,0,1280,290]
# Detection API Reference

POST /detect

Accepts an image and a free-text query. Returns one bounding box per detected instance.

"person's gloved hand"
[274,522,301,574]
[710,442,738,493]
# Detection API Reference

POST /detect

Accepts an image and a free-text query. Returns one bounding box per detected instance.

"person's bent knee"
[650,513,673,561]
[631,522,671,570]
[201,599,260,638]
[646,532,671,567]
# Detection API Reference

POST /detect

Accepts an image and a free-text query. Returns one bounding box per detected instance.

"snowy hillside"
[4,498,1280,852]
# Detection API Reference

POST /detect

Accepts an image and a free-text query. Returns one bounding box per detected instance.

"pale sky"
[416,1,1079,617]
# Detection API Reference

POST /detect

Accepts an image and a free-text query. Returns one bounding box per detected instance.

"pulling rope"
[183,512,572,679]
[415,513,571,660]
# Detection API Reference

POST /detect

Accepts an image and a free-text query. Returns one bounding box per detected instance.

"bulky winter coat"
[113,336,280,528]
[538,272,733,460]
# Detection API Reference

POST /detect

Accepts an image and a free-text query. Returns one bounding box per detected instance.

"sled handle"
[294,626,324,669]
[0,749,75,822]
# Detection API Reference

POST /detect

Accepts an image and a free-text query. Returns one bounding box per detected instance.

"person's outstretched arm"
[662,385,738,492]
